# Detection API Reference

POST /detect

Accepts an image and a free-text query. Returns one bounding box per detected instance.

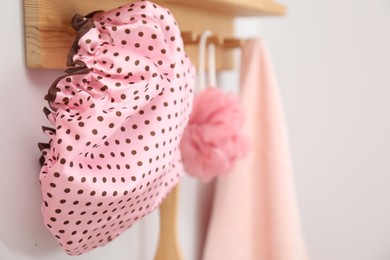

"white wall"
[234,0,390,259]
[1,0,390,259]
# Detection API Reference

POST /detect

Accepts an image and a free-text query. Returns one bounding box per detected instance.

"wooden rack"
[24,0,285,70]
[181,31,244,49]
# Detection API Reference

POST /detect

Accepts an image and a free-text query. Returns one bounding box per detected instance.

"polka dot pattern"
[38,0,195,256]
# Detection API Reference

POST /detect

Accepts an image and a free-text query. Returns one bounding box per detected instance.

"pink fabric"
[180,87,248,182]
[202,39,309,260]
[39,0,195,255]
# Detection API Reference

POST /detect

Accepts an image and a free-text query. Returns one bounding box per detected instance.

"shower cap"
[38,0,195,255]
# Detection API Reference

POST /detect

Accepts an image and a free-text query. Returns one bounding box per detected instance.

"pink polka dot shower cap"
[38,0,195,255]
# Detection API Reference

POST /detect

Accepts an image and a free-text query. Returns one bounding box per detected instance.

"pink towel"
[202,39,309,260]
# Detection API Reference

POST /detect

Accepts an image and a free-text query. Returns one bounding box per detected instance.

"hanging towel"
[202,39,309,260]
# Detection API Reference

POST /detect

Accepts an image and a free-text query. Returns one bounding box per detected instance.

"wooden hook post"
[155,184,183,260]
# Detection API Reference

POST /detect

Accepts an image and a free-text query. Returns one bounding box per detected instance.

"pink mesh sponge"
[38,0,195,255]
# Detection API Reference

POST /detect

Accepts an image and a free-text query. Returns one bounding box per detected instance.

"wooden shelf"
[24,0,286,70]
[164,0,286,16]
